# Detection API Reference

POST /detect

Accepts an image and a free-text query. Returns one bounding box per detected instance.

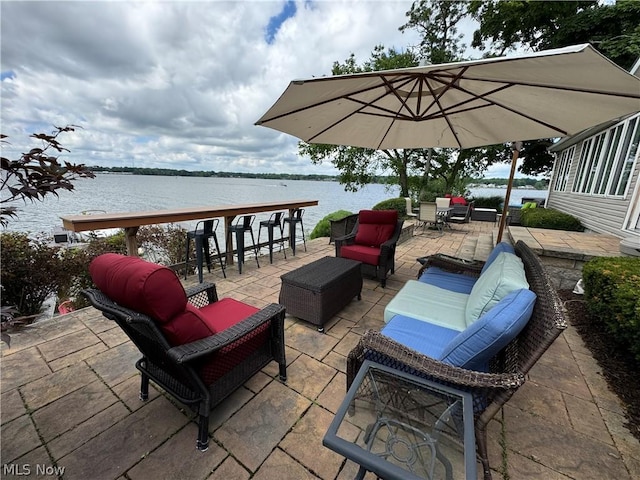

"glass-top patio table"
[323,360,477,480]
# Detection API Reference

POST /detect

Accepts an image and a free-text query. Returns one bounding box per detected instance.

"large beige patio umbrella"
[256,44,640,242]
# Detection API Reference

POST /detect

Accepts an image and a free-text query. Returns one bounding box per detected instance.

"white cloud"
[1,0,485,175]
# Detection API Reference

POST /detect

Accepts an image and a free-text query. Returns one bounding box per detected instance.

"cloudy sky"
[2,0,519,177]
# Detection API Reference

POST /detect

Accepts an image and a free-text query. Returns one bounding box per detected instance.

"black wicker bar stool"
[185,219,226,283]
[283,208,307,255]
[227,215,260,274]
[258,211,287,264]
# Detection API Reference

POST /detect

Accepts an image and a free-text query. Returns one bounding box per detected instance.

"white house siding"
[547,114,640,240]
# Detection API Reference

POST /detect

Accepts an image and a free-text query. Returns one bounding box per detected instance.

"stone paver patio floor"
[2,221,638,479]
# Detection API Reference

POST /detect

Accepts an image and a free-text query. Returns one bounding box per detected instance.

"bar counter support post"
[224,215,236,266]
[124,227,140,256]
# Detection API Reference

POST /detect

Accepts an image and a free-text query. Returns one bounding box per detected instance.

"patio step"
[457,230,499,262]
[472,233,495,262]
[457,237,477,261]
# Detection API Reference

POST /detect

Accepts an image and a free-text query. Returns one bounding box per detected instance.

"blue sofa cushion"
[381,314,460,360]
[418,266,477,294]
[481,242,515,275]
[440,288,536,371]
[465,252,529,326]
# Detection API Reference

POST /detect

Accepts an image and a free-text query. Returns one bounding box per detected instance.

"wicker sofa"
[347,240,567,479]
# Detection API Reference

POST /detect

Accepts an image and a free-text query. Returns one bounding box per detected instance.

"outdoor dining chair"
[418,202,444,234]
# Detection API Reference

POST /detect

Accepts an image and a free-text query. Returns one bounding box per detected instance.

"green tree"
[399,1,521,192]
[400,0,469,63]
[468,0,640,175]
[299,46,427,197]
[468,1,597,56]
[468,0,639,70]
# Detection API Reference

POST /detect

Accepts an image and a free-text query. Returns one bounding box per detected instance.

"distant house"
[546,58,640,256]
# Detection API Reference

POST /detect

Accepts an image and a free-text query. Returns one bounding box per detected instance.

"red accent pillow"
[354,210,398,247]
[450,196,467,205]
[162,299,259,345]
[89,254,186,323]
[163,304,215,345]
[355,224,395,247]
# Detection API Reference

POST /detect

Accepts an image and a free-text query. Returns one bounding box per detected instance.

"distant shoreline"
[90,167,547,190]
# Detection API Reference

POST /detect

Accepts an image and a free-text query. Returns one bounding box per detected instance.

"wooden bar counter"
[60,199,319,258]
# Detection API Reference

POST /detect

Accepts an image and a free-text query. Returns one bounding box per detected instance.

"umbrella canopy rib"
[456,75,640,99]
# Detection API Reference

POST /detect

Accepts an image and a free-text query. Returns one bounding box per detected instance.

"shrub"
[417,178,447,202]
[137,224,188,265]
[521,208,584,231]
[372,198,407,217]
[310,210,354,239]
[0,232,64,317]
[468,195,504,210]
[583,256,640,361]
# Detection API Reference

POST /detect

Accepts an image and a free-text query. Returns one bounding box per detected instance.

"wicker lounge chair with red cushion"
[82,253,286,451]
[334,209,403,287]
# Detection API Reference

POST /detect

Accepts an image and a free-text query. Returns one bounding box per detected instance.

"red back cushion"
[355,210,398,247]
[450,196,467,205]
[89,253,187,323]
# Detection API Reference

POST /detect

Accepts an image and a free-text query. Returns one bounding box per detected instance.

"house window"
[609,116,639,196]
[571,113,640,196]
[552,146,574,191]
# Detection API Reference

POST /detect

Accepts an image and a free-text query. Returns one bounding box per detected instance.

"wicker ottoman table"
[279,256,362,332]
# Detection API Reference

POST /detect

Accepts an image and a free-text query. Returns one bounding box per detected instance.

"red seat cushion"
[354,210,397,247]
[340,244,381,266]
[198,298,260,331]
[197,299,264,384]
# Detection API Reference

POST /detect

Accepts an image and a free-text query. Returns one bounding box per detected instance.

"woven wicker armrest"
[81,289,149,323]
[334,232,356,246]
[348,330,525,392]
[185,282,219,308]
[378,239,395,258]
[168,303,286,364]
[334,232,356,256]
[417,253,484,278]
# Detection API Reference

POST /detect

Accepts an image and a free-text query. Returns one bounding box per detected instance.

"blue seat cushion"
[440,288,536,371]
[418,266,477,294]
[381,314,460,360]
[480,242,515,275]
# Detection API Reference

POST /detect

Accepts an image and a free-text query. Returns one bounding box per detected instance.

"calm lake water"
[2,174,546,237]
[3,174,399,236]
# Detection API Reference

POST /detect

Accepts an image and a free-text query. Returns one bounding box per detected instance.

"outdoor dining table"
[60,199,319,261]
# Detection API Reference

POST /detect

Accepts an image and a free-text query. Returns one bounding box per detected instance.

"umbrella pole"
[496,142,522,244]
